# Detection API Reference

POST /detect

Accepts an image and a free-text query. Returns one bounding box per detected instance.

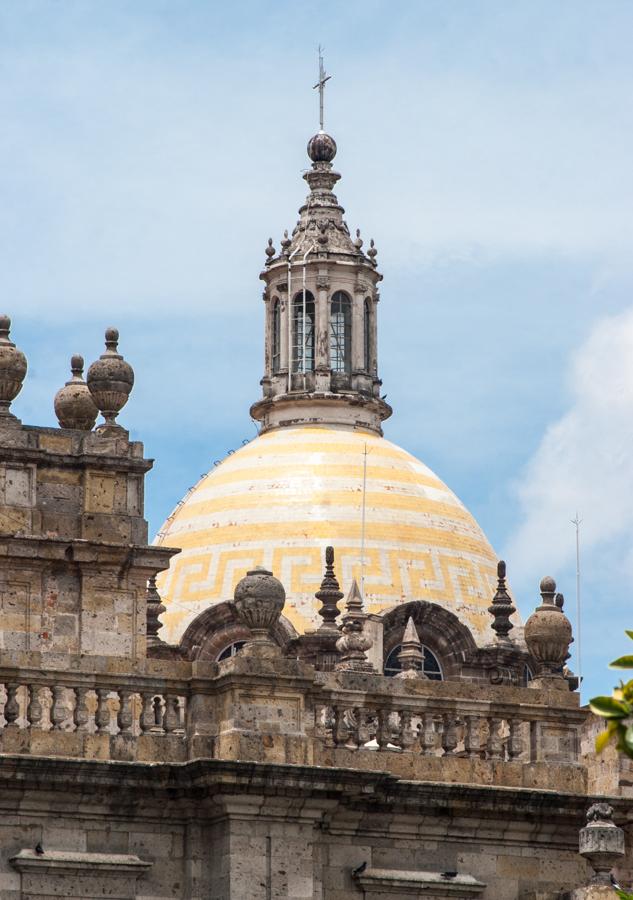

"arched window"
[523,665,533,687]
[364,297,371,372]
[271,297,281,374]
[292,291,315,373]
[217,640,246,662]
[384,644,443,680]
[330,291,351,374]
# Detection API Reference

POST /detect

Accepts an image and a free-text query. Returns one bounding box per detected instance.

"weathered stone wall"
[0,423,176,658]
[0,756,615,900]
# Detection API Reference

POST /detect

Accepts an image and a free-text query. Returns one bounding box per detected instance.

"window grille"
[384,644,443,680]
[330,291,351,374]
[292,291,315,373]
[217,641,246,662]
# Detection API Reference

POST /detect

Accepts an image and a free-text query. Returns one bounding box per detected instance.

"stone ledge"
[10,848,151,875]
[353,866,485,896]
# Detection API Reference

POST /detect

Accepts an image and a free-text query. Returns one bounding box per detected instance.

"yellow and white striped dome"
[156,424,503,645]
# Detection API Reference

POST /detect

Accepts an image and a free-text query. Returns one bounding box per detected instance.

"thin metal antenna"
[360,443,368,599]
[571,512,583,685]
[313,45,331,132]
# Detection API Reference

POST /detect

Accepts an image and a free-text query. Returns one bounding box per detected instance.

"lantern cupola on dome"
[156,55,510,648]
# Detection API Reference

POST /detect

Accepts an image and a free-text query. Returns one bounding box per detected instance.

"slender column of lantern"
[315,273,329,376]
[370,293,379,377]
[352,290,364,374]
[279,288,289,376]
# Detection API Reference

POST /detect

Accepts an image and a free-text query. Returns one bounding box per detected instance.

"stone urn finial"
[396,617,425,679]
[335,580,374,673]
[146,575,167,649]
[336,618,374,672]
[230,567,285,658]
[86,328,134,433]
[524,575,573,688]
[488,560,516,642]
[579,803,625,886]
[54,355,99,431]
[315,546,343,632]
[0,315,27,425]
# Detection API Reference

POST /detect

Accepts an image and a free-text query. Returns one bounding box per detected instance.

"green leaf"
[610,656,633,670]
[625,724,633,754]
[595,722,617,753]
[589,696,631,718]
[615,889,633,899]
[626,630,633,641]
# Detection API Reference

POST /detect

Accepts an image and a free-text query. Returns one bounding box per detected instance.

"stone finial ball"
[232,567,286,632]
[0,315,10,334]
[71,354,84,374]
[307,131,337,163]
[540,575,556,593]
[234,567,285,605]
[105,327,119,346]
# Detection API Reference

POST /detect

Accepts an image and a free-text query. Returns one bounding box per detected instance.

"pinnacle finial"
[396,616,425,679]
[345,579,364,615]
[146,575,167,647]
[488,559,516,641]
[315,546,343,632]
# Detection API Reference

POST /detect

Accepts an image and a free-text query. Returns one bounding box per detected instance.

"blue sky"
[3,0,633,699]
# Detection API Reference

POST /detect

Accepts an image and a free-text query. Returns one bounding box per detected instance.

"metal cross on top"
[313,45,331,133]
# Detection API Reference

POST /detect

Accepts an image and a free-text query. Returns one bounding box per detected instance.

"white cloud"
[505,306,633,584]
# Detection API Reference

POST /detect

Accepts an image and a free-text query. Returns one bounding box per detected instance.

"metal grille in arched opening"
[384,644,443,680]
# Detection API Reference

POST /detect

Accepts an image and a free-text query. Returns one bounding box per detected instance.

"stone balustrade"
[0,680,186,736]
[0,654,587,790]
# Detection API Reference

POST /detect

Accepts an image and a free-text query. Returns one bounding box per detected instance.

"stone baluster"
[420,713,436,755]
[441,713,458,755]
[163,694,180,733]
[51,685,66,730]
[117,690,134,735]
[95,688,111,733]
[4,683,20,728]
[486,717,503,760]
[322,705,336,747]
[463,714,482,758]
[398,710,416,751]
[507,718,524,760]
[73,687,90,732]
[27,685,43,730]
[357,708,373,747]
[152,695,164,732]
[139,693,156,734]
[333,705,349,747]
[376,708,391,751]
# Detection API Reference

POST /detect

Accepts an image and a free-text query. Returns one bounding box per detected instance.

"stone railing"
[305,670,587,790]
[0,680,186,736]
[0,656,588,789]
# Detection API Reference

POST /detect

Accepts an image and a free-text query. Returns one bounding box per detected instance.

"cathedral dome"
[155,423,502,646]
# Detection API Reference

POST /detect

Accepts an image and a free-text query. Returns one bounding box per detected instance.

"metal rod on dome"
[571,512,583,685]
[360,443,368,599]
[313,45,331,133]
